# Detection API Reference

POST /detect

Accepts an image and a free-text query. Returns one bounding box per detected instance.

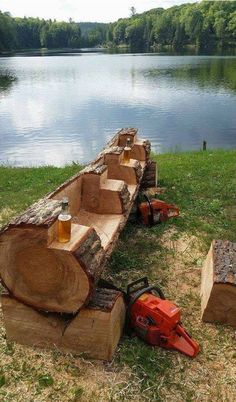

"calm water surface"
[0,51,236,166]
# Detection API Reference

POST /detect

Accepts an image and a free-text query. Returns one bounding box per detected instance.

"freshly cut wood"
[1,288,125,361]
[0,128,154,313]
[107,159,142,185]
[62,288,126,360]
[1,291,65,348]
[201,240,236,327]
[0,224,104,313]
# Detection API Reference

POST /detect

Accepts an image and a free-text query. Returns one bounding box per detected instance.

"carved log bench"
[0,128,156,359]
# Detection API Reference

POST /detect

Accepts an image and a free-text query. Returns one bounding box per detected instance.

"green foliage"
[37,374,54,387]
[0,11,17,51]
[109,1,236,49]
[0,164,82,227]
[1,2,236,51]
[0,74,16,93]
[0,374,6,387]
[0,12,81,51]
[73,386,84,400]
[153,150,236,244]
[116,338,173,401]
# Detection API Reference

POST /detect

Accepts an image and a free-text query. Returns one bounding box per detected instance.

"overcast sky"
[0,0,199,22]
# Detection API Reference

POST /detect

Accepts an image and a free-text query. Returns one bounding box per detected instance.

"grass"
[0,164,81,227]
[0,149,236,401]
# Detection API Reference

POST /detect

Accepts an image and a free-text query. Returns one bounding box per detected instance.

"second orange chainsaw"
[138,194,179,226]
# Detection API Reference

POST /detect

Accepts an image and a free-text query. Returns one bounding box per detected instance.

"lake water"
[0,50,236,166]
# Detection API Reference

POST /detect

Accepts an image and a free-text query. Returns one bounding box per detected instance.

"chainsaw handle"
[143,194,154,225]
[126,285,166,326]
[127,277,149,297]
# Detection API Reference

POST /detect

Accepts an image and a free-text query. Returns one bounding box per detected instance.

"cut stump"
[1,288,126,361]
[201,240,236,327]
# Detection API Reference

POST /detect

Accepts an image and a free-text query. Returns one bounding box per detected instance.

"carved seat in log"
[0,128,156,359]
[201,240,236,327]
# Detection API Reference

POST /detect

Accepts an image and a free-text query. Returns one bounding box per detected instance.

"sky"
[0,0,199,23]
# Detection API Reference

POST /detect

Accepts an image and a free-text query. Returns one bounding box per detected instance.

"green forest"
[0,1,236,52]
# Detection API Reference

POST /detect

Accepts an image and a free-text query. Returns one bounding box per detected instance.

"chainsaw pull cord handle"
[125,285,166,333]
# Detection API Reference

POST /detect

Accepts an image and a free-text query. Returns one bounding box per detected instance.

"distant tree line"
[1,1,236,52]
[0,13,81,51]
[108,1,236,49]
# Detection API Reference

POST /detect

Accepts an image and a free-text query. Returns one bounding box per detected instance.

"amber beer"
[58,197,72,243]
[123,137,132,164]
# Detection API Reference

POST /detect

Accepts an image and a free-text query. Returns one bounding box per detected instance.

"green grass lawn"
[0,150,236,402]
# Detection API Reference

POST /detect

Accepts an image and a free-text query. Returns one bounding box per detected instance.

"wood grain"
[1,288,125,361]
[201,240,236,327]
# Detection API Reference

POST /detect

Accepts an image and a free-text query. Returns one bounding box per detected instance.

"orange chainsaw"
[126,277,199,358]
[137,194,179,226]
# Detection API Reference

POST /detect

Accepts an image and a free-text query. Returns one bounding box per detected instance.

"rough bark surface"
[213,240,236,284]
[73,227,106,284]
[141,160,157,189]
[119,183,130,212]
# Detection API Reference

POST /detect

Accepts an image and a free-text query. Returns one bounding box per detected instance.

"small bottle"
[123,137,132,164]
[58,197,72,243]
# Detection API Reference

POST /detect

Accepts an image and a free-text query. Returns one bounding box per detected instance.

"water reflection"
[0,74,16,94]
[145,57,236,92]
[0,53,235,166]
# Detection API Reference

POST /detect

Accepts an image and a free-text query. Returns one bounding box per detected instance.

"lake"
[0,50,236,166]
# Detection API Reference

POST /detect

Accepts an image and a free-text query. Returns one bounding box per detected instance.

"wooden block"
[132,139,150,161]
[201,240,236,327]
[1,292,65,348]
[49,223,92,252]
[117,128,137,147]
[81,166,108,212]
[1,288,126,361]
[99,179,129,214]
[108,159,142,185]
[62,288,126,360]
[103,146,123,165]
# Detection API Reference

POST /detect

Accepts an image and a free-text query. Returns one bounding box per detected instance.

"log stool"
[201,240,236,327]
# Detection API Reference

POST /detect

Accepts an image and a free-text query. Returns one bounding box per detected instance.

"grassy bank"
[0,149,236,402]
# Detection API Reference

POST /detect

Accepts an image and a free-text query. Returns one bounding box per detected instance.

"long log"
[0,128,153,313]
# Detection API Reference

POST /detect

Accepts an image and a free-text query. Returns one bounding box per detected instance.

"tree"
[125,19,146,48]
[181,7,204,46]
[0,11,17,51]
[130,7,136,17]
[113,20,128,45]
